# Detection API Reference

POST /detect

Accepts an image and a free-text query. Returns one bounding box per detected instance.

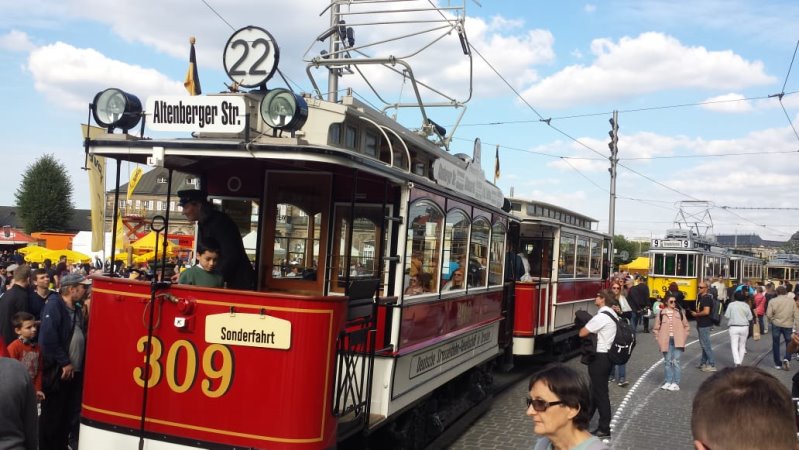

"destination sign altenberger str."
[145,95,246,133]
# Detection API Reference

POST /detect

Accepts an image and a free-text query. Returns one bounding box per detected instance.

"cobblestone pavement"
[449,325,796,449]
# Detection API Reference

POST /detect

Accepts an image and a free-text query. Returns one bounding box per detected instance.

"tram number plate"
[652,239,690,248]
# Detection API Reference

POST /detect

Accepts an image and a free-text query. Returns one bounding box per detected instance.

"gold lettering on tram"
[133,336,234,398]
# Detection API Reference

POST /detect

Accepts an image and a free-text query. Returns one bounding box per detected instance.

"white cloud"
[0,30,35,52]
[584,4,597,13]
[700,93,753,112]
[27,42,183,111]
[522,32,776,109]
[571,48,584,59]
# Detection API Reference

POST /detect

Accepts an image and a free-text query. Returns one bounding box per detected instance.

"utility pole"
[608,110,619,272]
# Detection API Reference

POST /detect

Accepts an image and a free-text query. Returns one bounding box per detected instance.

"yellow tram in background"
[648,229,728,309]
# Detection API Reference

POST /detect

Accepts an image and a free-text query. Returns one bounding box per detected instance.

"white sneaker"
[660,383,671,390]
[668,384,680,391]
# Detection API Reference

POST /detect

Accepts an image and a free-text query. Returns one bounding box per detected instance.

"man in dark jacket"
[39,273,90,450]
[179,189,255,290]
[0,264,31,345]
[627,276,651,333]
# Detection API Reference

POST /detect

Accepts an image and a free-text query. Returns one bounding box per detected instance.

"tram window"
[575,237,589,278]
[559,234,576,278]
[653,253,664,275]
[405,200,444,295]
[664,254,676,276]
[345,125,358,149]
[273,205,321,281]
[730,261,738,279]
[469,218,490,288]
[330,204,386,293]
[488,223,505,286]
[688,254,696,276]
[328,123,341,145]
[440,209,469,293]
[363,132,378,158]
[589,239,601,278]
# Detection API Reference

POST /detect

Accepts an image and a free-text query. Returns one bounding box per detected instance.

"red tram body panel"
[82,277,346,449]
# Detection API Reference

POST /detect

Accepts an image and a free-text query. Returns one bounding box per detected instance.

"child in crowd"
[178,240,224,288]
[6,311,44,401]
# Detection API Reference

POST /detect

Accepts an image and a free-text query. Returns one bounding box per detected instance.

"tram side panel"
[81,277,347,450]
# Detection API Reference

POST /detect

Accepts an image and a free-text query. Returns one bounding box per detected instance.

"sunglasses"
[699,285,707,288]
[611,287,620,290]
[526,396,564,412]
[668,300,676,304]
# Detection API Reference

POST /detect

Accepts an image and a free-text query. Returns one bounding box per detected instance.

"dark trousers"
[40,375,79,450]
[772,325,793,366]
[588,353,612,433]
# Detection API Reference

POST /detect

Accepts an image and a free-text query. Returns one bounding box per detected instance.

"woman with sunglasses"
[528,363,609,450]
[653,294,690,391]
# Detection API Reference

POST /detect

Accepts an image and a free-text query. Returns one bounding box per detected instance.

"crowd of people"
[0,259,93,450]
[567,270,799,448]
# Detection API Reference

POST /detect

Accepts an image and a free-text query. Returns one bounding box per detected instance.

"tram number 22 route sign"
[223,25,280,88]
[133,336,234,398]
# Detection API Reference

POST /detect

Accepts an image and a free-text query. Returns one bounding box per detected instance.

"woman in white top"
[725,296,754,366]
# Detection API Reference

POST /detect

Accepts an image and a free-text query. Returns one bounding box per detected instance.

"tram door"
[520,235,554,335]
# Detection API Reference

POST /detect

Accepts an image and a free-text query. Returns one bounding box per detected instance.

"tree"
[14,154,75,233]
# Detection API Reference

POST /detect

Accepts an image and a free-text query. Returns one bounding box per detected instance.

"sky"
[2,0,799,243]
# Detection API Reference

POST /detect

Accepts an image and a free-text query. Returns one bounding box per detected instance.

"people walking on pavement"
[687,282,717,372]
[653,293,690,391]
[691,367,795,450]
[578,289,617,439]
[666,282,686,311]
[753,285,766,336]
[711,277,727,312]
[724,294,753,367]
[528,363,609,450]
[765,285,794,370]
[608,282,630,387]
[627,276,651,333]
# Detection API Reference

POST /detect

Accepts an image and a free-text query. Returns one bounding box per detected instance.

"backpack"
[705,293,722,326]
[601,311,636,365]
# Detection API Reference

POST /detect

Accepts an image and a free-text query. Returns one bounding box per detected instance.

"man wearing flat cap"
[178,189,255,290]
[39,273,91,450]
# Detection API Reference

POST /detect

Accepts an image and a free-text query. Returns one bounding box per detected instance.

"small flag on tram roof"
[494,144,500,182]
[183,36,202,96]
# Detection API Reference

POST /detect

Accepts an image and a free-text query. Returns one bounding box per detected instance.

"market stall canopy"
[130,231,179,253]
[619,256,649,275]
[26,248,91,264]
[0,227,36,246]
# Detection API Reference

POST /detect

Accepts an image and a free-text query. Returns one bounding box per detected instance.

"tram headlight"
[259,89,308,132]
[91,88,143,133]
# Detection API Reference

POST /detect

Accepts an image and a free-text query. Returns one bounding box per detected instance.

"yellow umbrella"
[19,246,46,255]
[134,248,176,264]
[41,249,91,264]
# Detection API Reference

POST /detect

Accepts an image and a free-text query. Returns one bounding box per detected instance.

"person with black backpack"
[653,293,690,391]
[578,289,618,439]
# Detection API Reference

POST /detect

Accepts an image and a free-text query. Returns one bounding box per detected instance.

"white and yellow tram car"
[648,229,728,309]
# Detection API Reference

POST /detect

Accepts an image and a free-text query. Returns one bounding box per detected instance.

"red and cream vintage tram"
[507,199,610,357]
[78,6,518,450]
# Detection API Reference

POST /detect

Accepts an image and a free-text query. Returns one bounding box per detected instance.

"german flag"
[184,37,201,95]
[494,144,500,182]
